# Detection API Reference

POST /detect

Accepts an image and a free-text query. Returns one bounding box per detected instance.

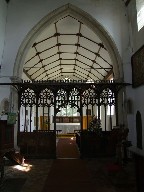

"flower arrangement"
[88,116,101,132]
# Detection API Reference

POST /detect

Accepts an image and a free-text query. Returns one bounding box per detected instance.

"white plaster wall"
[1,0,129,78]
[0,0,131,113]
[128,0,144,52]
[1,0,142,147]
[0,0,7,68]
[126,0,144,148]
[0,1,10,106]
[0,0,131,127]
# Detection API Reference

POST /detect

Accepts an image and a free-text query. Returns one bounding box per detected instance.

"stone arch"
[13,3,123,80]
[12,3,125,135]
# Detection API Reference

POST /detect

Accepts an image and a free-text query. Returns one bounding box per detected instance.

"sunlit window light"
[13,158,32,172]
[86,79,94,83]
[107,105,115,116]
[136,0,144,31]
[13,163,33,172]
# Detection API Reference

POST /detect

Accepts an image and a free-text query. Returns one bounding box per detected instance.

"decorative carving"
[15,80,129,132]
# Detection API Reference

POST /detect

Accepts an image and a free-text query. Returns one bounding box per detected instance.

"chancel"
[0,0,144,192]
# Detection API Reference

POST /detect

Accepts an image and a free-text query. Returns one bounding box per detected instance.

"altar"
[55,123,80,134]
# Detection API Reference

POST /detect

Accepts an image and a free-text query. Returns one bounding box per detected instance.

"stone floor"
[0,157,137,192]
[86,158,137,192]
[0,137,137,192]
[1,159,53,192]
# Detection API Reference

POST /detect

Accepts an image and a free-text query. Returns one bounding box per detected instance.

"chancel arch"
[13,3,122,80]
[10,4,130,158]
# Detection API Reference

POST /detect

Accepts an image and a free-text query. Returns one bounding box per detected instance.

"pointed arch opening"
[13,3,123,81]
[12,4,127,158]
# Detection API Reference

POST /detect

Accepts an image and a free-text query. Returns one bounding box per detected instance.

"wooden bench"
[76,129,124,158]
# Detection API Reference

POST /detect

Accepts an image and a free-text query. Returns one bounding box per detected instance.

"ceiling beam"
[103,69,113,80]
[23,69,33,81]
